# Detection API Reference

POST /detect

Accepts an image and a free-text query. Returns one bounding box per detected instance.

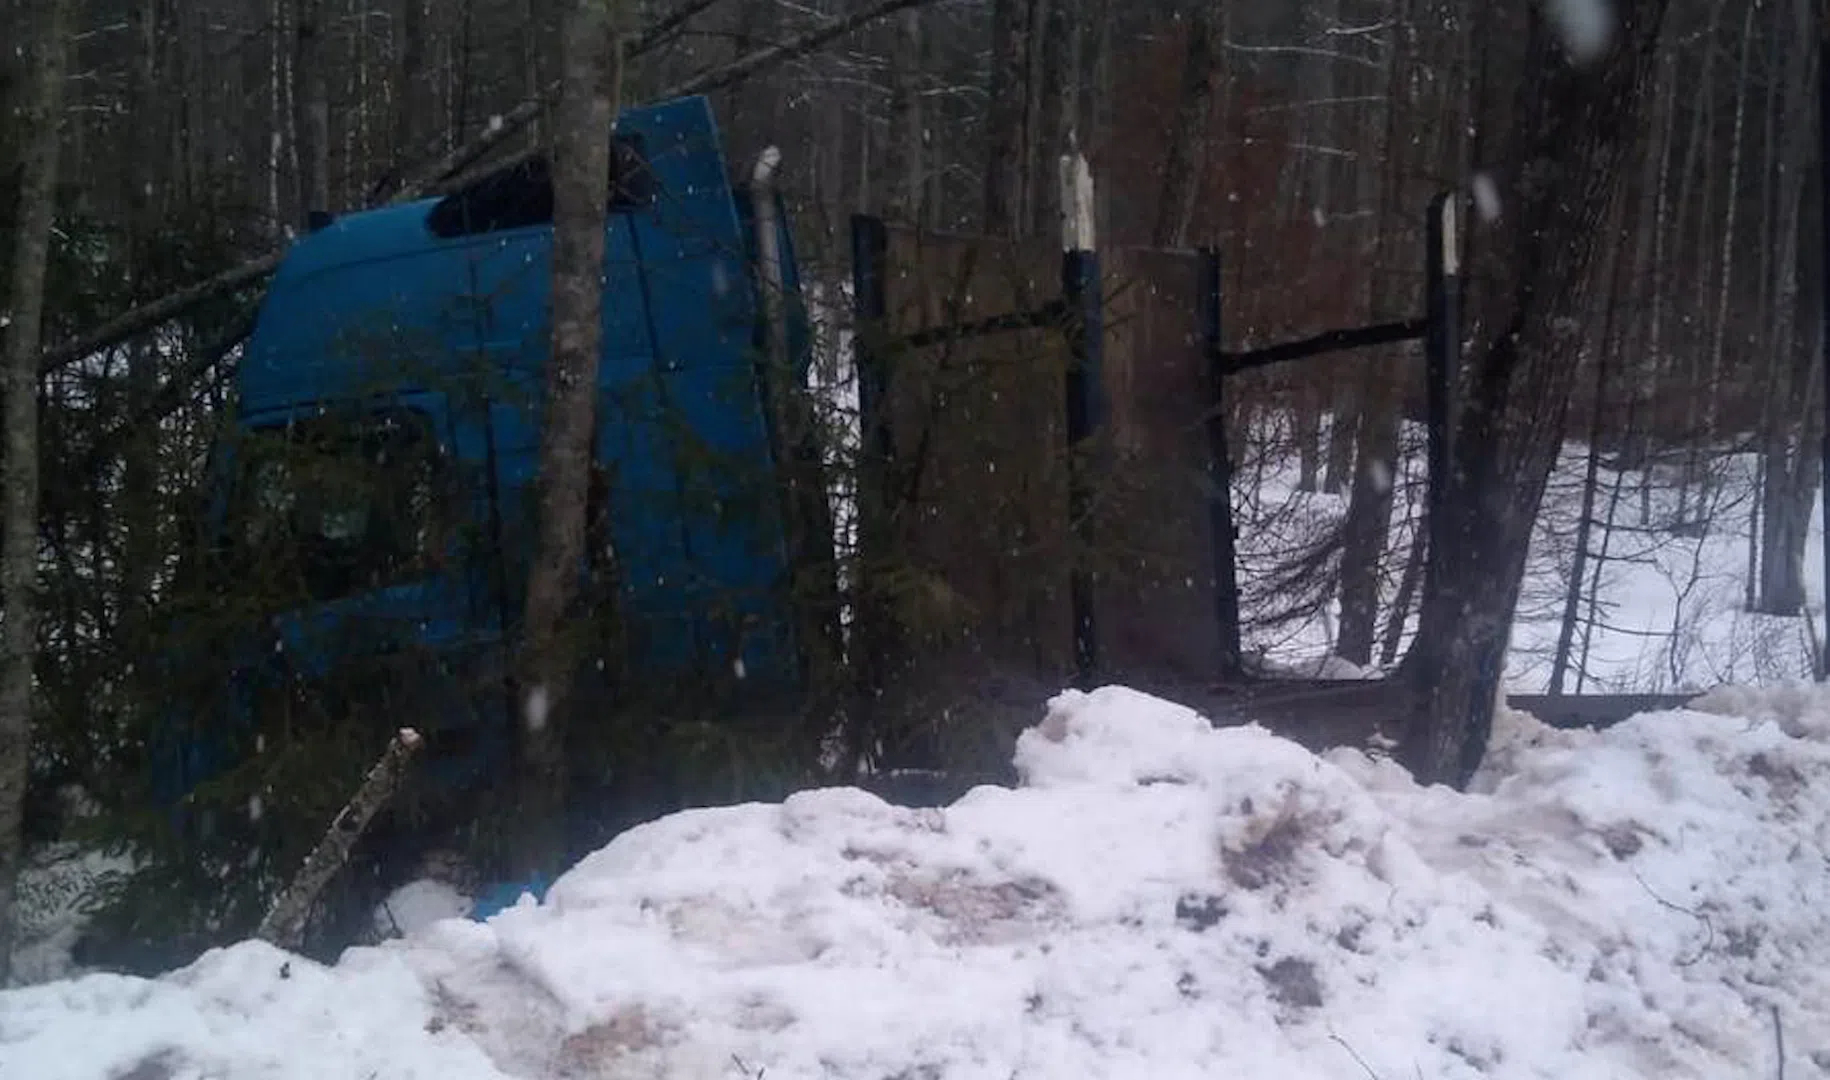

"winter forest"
[3,0,1830,1075]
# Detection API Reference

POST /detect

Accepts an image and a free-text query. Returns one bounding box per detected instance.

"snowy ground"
[1234,417,1826,694]
[5,683,1830,1079]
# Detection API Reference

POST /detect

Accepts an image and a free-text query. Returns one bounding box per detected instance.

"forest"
[0,0,1821,986]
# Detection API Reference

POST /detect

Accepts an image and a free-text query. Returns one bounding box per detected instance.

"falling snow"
[1541,0,1614,64]
[1472,172,1503,223]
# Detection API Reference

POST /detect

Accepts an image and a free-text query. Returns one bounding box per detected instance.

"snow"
[373,880,474,940]
[1542,0,1615,64]
[1231,415,1825,695]
[524,684,549,733]
[1472,171,1503,222]
[7,684,1830,1079]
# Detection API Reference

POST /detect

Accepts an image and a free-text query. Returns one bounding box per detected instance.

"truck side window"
[425,135,654,239]
[221,408,452,603]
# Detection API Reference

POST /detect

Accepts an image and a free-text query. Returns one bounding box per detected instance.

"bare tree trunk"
[1151,3,1221,249]
[294,0,332,221]
[1754,0,1821,616]
[1698,2,1756,461]
[1551,219,1630,696]
[0,0,70,986]
[394,0,426,179]
[1029,0,1079,237]
[1397,0,1671,788]
[514,0,623,878]
[1294,399,1322,493]
[1670,0,1721,523]
[1632,40,1678,522]
[885,9,925,223]
[119,0,163,651]
[1337,0,1419,666]
[1081,0,1112,242]
[983,0,1031,235]
[1380,504,1427,668]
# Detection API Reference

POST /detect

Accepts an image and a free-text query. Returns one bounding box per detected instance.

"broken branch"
[256,727,424,951]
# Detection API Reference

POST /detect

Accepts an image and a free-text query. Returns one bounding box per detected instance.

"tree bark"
[119,0,164,653]
[885,9,925,223]
[294,0,332,221]
[983,0,1031,235]
[1397,0,1671,788]
[514,0,623,878]
[0,0,70,986]
[1337,0,1419,667]
[1151,4,1222,249]
[393,0,427,180]
[1754,0,1821,616]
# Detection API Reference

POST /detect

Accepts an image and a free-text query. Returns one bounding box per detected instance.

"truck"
[151,95,832,877]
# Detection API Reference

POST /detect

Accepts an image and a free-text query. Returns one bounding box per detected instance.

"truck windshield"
[219,407,449,603]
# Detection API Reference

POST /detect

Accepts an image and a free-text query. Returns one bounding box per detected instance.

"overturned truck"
[152,97,835,881]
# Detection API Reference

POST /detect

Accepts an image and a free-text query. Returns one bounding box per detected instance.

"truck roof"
[238,94,752,417]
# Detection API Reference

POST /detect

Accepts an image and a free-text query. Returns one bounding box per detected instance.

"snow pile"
[5,685,1830,1079]
[374,879,475,940]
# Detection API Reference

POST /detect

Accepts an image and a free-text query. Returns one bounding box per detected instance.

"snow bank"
[6,684,1830,1079]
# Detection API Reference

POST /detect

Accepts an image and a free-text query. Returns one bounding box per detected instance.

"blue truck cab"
[159,97,822,840]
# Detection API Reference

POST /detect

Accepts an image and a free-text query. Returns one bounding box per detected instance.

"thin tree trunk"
[1151,4,1222,249]
[1029,0,1078,237]
[1669,0,1720,523]
[1755,0,1821,616]
[885,9,925,223]
[394,0,426,179]
[1337,0,1417,666]
[1294,400,1322,492]
[295,0,332,221]
[1745,0,1785,611]
[120,0,163,651]
[1551,224,1628,696]
[514,0,623,878]
[1379,498,1426,668]
[1698,2,1755,459]
[0,0,70,987]
[1636,40,1679,523]
[983,0,1030,235]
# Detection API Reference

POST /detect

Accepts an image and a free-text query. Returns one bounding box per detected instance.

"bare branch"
[37,253,280,377]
